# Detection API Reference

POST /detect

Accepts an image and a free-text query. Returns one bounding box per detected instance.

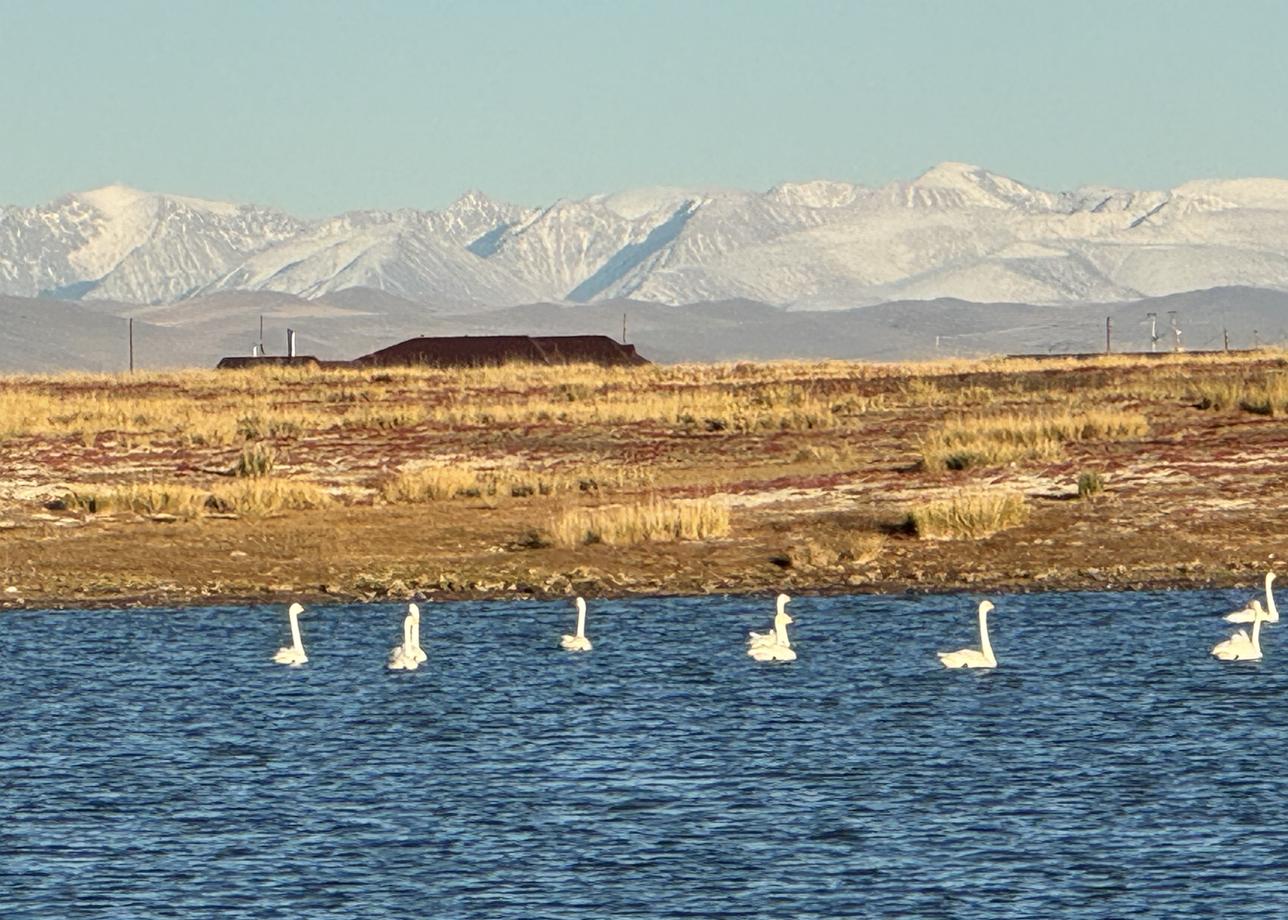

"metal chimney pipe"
[287,328,296,358]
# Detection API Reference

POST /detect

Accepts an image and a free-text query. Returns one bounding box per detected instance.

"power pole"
[259,314,264,355]
[1223,327,1230,351]
[128,317,134,373]
[1168,311,1182,352]
[1105,316,1112,354]
[622,312,627,344]
[1147,312,1158,352]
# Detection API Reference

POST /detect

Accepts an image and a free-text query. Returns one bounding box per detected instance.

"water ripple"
[3,590,1288,917]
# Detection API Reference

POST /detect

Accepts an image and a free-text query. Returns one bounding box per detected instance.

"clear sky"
[1,0,1285,215]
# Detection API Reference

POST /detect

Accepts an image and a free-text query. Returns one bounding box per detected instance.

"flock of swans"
[269,572,1280,670]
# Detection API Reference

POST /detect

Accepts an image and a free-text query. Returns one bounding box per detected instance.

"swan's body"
[748,594,796,661]
[938,600,997,669]
[1213,607,1267,661]
[388,607,420,671]
[273,602,308,666]
[560,597,592,652]
[1225,573,1278,624]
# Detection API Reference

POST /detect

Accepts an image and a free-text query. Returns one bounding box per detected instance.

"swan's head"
[979,600,995,615]
[288,602,304,616]
[408,602,420,618]
[776,593,791,610]
[1252,599,1266,615]
[575,596,586,614]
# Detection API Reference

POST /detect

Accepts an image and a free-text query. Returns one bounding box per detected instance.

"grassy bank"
[0,350,1284,606]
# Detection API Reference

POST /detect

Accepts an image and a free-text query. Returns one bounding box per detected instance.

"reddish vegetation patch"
[1,355,1286,608]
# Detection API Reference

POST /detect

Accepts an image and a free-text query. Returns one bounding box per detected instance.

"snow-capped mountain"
[7,164,1288,308]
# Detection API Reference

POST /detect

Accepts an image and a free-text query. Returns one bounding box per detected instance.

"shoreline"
[0,569,1260,611]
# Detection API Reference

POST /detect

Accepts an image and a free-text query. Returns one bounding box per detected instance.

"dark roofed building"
[352,334,648,368]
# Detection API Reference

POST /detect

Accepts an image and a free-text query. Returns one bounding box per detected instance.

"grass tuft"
[548,498,730,547]
[905,490,1029,540]
[919,409,1148,470]
[1077,470,1105,500]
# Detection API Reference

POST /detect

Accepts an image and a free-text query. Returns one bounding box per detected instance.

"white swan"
[1225,599,1267,625]
[409,603,427,664]
[273,602,308,666]
[748,593,792,648]
[1212,605,1268,661]
[1225,572,1278,624]
[560,597,592,651]
[748,594,796,662]
[938,600,997,669]
[387,606,420,671]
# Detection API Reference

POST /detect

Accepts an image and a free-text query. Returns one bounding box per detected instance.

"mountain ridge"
[7,165,1288,309]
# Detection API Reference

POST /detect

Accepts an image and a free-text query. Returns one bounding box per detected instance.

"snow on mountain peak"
[910,161,991,188]
[76,183,156,215]
[766,180,863,209]
[598,186,704,220]
[9,166,1288,310]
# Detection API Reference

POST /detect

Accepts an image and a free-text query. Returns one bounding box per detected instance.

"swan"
[272,602,308,666]
[1225,573,1278,624]
[409,603,427,664]
[748,595,796,662]
[1212,605,1268,661]
[560,597,592,651]
[388,606,420,671]
[1225,599,1267,625]
[748,593,792,648]
[938,600,997,669]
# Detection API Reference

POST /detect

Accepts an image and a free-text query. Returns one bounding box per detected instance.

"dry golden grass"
[548,497,730,547]
[905,490,1030,540]
[62,482,212,518]
[234,444,277,478]
[1193,371,1288,416]
[919,408,1149,470]
[380,462,657,504]
[62,477,331,518]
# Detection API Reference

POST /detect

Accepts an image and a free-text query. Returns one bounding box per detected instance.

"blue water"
[2,590,1287,918]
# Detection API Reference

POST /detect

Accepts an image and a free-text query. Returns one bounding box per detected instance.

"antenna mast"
[1168,311,1182,352]
[1147,312,1158,352]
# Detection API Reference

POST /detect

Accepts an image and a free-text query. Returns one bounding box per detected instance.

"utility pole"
[1105,316,1112,354]
[1223,327,1230,351]
[1168,311,1182,352]
[1147,312,1158,352]
[259,314,264,355]
[128,317,134,373]
[622,312,627,344]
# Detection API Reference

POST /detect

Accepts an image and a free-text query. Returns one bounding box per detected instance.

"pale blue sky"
[1,0,1284,215]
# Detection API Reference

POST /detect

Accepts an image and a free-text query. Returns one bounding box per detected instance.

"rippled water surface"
[3,590,1288,918]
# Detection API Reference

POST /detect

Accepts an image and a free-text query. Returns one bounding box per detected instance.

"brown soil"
[2,356,1284,609]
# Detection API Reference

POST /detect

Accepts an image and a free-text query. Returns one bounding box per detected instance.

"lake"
[3,590,1287,918]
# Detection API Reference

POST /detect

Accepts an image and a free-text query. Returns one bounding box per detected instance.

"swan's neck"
[289,611,303,651]
[1266,576,1278,621]
[775,620,791,648]
[978,609,994,663]
[576,606,586,638]
[1252,614,1263,654]
[412,614,422,651]
[403,615,413,650]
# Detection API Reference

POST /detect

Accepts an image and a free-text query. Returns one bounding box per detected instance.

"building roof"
[351,334,648,368]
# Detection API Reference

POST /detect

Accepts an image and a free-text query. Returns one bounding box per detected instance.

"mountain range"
[8,164,1288,310]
